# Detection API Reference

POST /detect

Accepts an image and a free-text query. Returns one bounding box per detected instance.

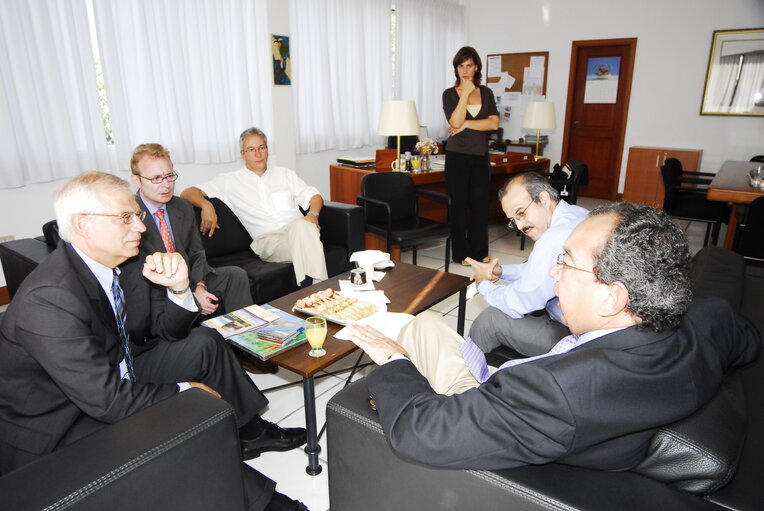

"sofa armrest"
[319,201,365,255]
[0,390,247,511]
[0,238,55,299]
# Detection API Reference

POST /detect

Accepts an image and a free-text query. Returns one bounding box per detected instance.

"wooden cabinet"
[622,147,702,207]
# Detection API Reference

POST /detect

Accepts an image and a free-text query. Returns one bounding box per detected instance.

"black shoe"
[241,423,307,460]
[235,349,279,374]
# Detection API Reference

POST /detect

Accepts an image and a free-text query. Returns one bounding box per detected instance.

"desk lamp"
[378,100,420,171]
[522,101,556,161]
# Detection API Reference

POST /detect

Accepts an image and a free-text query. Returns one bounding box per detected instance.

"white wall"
[466,0,764,190]
[2,0,763,288]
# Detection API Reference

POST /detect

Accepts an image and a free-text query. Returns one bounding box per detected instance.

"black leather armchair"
[356,172,451,271]
[0,389,249,510]
[326,246,764,510]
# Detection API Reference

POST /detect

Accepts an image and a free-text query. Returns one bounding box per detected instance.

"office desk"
[330,155,549,225]
[707,160,764,249]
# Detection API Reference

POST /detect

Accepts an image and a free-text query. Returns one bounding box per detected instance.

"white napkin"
[350,250,391,268]
[334,311,414,341]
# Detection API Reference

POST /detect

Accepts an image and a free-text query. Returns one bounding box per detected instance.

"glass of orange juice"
[305,316,327,357]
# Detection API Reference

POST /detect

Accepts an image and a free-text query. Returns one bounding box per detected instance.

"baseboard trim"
[0,286,9,306]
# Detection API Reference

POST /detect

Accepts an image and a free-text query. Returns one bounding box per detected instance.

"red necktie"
[154,209,176,253]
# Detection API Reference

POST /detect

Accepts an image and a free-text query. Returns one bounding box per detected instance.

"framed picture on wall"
[700,28,764,116]
[272,34,291,86]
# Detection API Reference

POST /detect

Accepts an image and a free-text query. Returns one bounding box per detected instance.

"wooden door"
[561,39,637,200]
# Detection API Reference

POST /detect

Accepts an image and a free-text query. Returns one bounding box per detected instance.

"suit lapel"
[63,243,120,341]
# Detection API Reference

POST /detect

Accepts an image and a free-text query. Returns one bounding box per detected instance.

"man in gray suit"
[130,143,252,318]
[347,203,759,471]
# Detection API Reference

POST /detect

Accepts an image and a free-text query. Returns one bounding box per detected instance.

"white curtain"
[0,0,113,188]
[395,0,466,141]
[290,0,392,153]
[706,51,764,114]
[93,0,274,168]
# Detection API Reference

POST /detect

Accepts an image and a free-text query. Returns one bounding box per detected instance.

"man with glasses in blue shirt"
[131,143,252,319]
[464,171,588,357]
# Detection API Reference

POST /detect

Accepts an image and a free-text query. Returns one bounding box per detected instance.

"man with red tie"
[130,143,252,319]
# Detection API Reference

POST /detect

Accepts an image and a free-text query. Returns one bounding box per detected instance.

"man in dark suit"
[0,173,308,510]
[130,143,252,318]
[347,202,760,471]
[130,143,277,375]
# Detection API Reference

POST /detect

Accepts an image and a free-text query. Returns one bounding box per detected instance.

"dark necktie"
[112,269,136,381]
[154,209,176,252]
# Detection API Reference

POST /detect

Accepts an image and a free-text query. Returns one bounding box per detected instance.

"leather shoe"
[235,349,279,374]
[241,423,307,460]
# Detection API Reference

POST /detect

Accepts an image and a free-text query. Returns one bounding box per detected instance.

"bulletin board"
[485,51,549,96]
[484,51,549,140]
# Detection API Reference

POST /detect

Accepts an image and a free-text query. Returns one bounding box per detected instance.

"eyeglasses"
[507,199,535,229]
[137,172,178,184]
[80,210,147,224]
[242,145,267,154]
[555,253,595,275]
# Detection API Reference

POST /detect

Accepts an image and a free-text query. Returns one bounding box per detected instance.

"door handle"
[572,120,580,125]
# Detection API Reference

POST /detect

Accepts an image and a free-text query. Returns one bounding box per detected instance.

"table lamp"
[378,100,420,171]
[522,101,556,161]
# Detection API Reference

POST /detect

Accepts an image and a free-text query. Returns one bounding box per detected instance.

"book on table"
[202,304,308,361]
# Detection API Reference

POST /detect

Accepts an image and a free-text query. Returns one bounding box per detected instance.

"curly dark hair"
[452,46,482,87]
[589,202,692,332]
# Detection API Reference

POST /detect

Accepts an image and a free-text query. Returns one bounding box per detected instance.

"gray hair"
[239,127,268,151]
[498,171,560,202]
[589,202,692,332]
[54,172,130,242]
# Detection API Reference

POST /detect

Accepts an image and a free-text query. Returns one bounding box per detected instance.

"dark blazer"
[0,243,193,468]
[137,193,214,288]
[367,296,760,472]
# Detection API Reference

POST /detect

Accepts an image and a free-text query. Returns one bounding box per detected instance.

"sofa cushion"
[198,197,253,258]
[632,370,746,494]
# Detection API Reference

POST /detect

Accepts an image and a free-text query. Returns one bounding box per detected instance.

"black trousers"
[134,327,268,425]
[445,151,490,262]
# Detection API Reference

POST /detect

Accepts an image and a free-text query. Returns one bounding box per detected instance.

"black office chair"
[356,172,451,271]
[736,196,764,261]
[660,158,729,246]
[750,155,764,163]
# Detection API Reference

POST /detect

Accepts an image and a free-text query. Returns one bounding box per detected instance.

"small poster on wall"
[272,34,291,85]
[584,57,620,103]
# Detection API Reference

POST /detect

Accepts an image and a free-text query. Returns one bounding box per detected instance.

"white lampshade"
[522,101,556,130]
[377,100,420,136]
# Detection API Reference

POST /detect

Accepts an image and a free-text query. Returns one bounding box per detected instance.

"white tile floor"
[0,196,716,510]
[243,196,718,510]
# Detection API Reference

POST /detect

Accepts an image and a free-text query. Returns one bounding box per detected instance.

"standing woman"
[442,46,499,265]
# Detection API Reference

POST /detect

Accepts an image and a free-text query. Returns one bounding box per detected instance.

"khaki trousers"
[251,218,328,282]
[397,312,497,396]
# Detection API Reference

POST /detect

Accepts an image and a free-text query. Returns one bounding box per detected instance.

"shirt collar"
[139,191,167,217]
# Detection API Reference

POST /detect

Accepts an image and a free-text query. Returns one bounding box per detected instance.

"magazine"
[219,304,308,361]
[201,304,279,338]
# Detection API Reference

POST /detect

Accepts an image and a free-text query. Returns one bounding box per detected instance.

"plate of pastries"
[293,288,379,325]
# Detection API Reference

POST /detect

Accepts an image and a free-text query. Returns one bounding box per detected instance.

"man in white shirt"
[465,172,588,356]
[182,127,327,285]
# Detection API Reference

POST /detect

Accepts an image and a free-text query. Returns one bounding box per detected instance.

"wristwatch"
[168,286,189,295]
[309,211,319,217]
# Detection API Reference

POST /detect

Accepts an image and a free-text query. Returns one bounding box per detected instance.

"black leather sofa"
[0,388,249,510]
[0,199,365,305]
[194,198,365,304]
[326,246,764,510]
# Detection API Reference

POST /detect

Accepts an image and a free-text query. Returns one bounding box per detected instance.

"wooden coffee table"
[268,262,471,475]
